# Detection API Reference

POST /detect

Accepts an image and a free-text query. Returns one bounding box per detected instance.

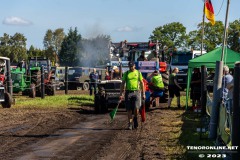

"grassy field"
[12,93,190,109]
[13,94,94,108]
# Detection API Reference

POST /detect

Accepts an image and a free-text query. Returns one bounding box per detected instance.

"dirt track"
[0,91,186,160]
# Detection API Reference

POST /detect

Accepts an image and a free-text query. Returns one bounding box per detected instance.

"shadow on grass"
[178,109,214,159]
[68,97,94,106]
[67,96,95,114]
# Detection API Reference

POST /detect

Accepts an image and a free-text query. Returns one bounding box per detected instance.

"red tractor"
[110,41,169,109]
[0,56,13,108]
[126,42,169,104]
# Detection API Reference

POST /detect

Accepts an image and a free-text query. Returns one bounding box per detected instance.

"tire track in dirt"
[94,107,185,160]
[14,113,127,160]
[0,108,84,159]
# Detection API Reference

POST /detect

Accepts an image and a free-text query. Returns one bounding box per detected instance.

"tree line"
[0,19,239,66]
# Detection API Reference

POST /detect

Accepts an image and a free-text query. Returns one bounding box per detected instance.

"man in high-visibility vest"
[148,70,164,91]
[148,70,164,104]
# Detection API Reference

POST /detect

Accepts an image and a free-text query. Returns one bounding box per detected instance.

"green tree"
[188,21,224,52]
[187,30,202,50]
[228,19,240,53]
[0,33,27,63]
[10,33,27,62]
[0,33,11,58]
[149,22,188,49]
[43,28,65,64]
[80,35,111,67]
[59,27,81,66]
[27,45,45,58]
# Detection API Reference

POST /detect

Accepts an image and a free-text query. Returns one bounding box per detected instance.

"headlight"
[14,83,20,87]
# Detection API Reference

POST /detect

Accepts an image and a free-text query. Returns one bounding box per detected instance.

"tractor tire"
[162,72,169,86]
[82,82,89,90]
[161,72,169,103]
[76,86,82,90]
[2,92,12,108]
[101,100,108,113]
[31,70,41,93]
[94,94,101,114]
[47,85,56,96]
[29,84,36,98]
[51,86,56,96]
[58,82,65,90]
[22,90,28,96]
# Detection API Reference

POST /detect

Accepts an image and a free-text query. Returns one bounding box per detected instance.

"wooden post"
[65,66,68,95]
[41,66,45,99]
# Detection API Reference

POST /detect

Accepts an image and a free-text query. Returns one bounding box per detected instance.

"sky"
[1,0,239,49]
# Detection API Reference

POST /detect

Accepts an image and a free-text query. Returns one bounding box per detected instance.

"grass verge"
[13,95,94,108]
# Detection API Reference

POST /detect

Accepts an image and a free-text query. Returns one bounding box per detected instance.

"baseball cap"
[153,70,159,74]
[128,61,135,67]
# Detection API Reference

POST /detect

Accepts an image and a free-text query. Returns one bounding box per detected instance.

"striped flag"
[205,0,215,25]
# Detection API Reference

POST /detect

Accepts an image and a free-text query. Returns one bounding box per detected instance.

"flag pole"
[209,0,231,140]
[221,0,230,61]
[201,0,206,55]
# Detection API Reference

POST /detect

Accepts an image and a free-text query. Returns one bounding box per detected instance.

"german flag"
[205,0,215,25]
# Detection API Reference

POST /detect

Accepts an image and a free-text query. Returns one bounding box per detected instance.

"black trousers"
[89,82,97,95]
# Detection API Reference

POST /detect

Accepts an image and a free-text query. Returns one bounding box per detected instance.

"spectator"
[89,68,99,95]
[190,68,201,108]
[137,51,148,61]
[147,50,159,61]
[148,70,164,92]
[112,66,121,79]
[105,71,111,80]
[222,65,233,103]
[119,61,145,130]
[148,70,164,104]
[226,79,233,114]
[168,67,182,108]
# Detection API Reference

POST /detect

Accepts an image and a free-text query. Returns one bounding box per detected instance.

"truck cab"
[168,50,207,90]
[168,50,192,90]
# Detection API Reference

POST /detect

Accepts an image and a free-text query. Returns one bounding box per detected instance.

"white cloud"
[2,16,32,25]
[116,26,142,32]
[116,26,134,32]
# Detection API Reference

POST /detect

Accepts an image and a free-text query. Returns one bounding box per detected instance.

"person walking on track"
[119,61,145,130]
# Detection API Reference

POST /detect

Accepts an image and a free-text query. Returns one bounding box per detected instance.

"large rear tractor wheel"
[161,72,169,103]
[94,94,101,114]
[47,85,56,96]
[29,84,36,98]
[31,70,41,96]
[2,92,13,108]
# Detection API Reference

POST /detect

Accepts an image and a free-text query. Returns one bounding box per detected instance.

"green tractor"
[11,57,56,98]
[11,67,30,94]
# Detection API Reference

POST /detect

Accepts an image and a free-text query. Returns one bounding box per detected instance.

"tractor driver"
[137,51,148,61]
